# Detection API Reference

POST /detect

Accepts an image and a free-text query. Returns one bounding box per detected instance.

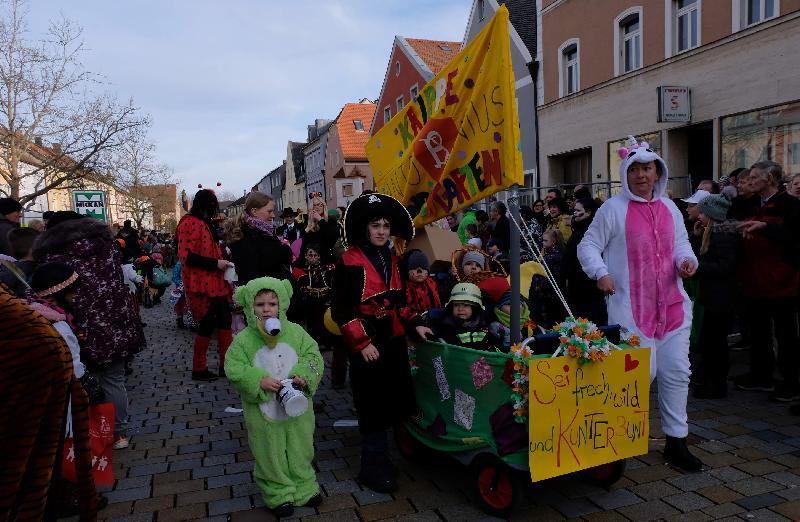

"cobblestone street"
[79,301,800,521]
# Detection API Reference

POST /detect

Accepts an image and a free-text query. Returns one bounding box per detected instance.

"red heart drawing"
[624,353,639,372]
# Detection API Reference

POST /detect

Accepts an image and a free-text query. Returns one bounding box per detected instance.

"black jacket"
[0,215,19,257]
[695,225,740,310]
[564,219,607,324]
[276,222,303,243]
[303,219,339,263]
[228,224,293,284]
[491,215,511,251]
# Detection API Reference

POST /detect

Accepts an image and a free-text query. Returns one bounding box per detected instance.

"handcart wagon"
[398,328,651,517]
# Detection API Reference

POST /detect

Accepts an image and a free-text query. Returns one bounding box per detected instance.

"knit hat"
[407,250,430,272]
[447,283,484,309]
[31,262,79,297]
[462,251,485,270]
[697,194,731,222]
[0,197,22,216]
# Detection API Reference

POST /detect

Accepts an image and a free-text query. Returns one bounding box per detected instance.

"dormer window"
[353,120,364,131]
[438,44,451,51]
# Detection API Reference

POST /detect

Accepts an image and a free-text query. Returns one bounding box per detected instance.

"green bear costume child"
[225,277,323,510]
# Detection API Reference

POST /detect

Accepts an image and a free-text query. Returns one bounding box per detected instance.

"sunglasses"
[309,191,323,198]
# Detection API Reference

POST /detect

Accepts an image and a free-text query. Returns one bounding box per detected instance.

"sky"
[30,0,471,197]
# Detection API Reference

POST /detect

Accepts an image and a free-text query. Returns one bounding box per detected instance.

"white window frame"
[396,95,404,113]
[557,39,580,97]
[383,106,391,124]
[664,0,702,58]
[734,0,779,28]
[410,83,419,101]
[614,7,643,76]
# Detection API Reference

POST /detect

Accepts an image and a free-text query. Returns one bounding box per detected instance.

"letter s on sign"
[532,360,557,405]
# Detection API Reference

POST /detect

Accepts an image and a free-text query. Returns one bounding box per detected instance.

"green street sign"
[73,190,107,221]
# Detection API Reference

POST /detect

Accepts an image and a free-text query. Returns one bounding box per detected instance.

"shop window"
[558,40,579,97]
[721,101,800,177]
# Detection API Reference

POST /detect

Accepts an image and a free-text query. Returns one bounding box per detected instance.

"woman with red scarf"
[331,192,432,494]
[176,190,233,381]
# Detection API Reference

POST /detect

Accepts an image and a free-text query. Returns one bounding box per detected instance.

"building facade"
[303,119,332,204]
[256,162,286,211]
[282,141,307,215]
[325,100,376,209]
[538,0,800,196]
[371,37,462,137]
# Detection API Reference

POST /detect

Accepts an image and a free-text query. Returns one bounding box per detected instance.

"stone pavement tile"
[666,472,722,492]
[437,502,500,521]
[152,478,205,496]
[771,499,800,520]
[131,495,173,513]
[615,499,679,521]
[664,511,712,521]
[716,424,751,436]
[771,453,800,468]
[740,507,792,521]
[552,497,600,518]
[323,480,362,496]
[699,452,745,468]
[317,494,357,513]
[709,466,752,482]
[332,467,359,481]
[353,489,392,506]
[509,504,564,521]
[207,471,252,488]
[764,471,800,487]
[167,458,202,472]
[625,463,680,484]
[97,500,133,519]
[357,499,415,521]
[701,501,745,519]
[232,482,260,498]
[102,513,154,522]
[176,487,231,506]
[582,511,629,521]
[696,484,743,503]
[193,465,224,479]
[127,462,168,477]
[380,511,440,521]
[114,477,152,491]
[208,494,253,516]
[735,492,785,510]
[105,486,152,504]
[588,489,642,510]
[299,509,360,522]
[229,507,276,522]
[151,469,190,485]
[753,430,789,442]
[315,471,336,485]
[156,503,208,522]
[663,491,714,512]
[734,459,787,476]
[774,487,800,501]
[405,489,466,511]
[726,476,783,496]
[695,440,735,454]
[629,479,682,500]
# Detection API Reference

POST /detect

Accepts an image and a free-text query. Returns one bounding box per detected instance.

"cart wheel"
[582,459,626,488]
[469,454,522,518]
[394,423,428,461]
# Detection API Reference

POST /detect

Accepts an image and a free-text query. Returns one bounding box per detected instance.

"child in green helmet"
[433,282,501,352]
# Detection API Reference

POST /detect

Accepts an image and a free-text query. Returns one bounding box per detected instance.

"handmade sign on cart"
[528,349,651,481]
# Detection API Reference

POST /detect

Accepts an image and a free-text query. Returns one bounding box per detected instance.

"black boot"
[357,452,397,493]
[272,502,294,518]
[664,436,703,472]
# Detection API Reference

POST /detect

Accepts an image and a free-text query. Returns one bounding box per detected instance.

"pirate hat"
[343,192,414,246]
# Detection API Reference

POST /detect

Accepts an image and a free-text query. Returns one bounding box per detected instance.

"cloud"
[29,0,470,193]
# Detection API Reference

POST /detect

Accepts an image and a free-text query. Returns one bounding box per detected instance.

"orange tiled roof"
[335,102,376,162]
[405,38,462,75]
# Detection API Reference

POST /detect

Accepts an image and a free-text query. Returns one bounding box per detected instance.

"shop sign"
[73,190,107,221]
[658,86,691,123]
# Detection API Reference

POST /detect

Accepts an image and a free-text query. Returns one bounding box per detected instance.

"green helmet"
[447,283,484,309]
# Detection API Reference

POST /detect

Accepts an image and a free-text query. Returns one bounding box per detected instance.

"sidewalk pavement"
[67,300,800,521]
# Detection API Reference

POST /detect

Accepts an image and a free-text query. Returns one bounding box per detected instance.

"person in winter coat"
[433,283,499,351]
[304,193,340,264]
[331,192,432,494]
[0,197,22,256]
[691,195,740,399]
[225,277,323,518]
[564,198,607,325]
[578,136,702,472]
[0,284,98,522]
[529,228,566,329]
[489,202,510,252]
[177,190,234,382]
[276,207,303,242]
[401,249,441,317]
[546,197,573,242]
[34,211,145,449]
[734,161,800,401]
[228,192,293,284]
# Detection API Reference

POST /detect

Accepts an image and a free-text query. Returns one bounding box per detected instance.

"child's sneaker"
[272,503,294,518]
[113,436,129,450]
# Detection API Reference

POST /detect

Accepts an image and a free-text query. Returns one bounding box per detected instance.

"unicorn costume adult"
[577,137,702,472]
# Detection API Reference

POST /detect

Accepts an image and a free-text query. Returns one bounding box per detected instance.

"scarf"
[405,277,441,313]
[246,215,276,237]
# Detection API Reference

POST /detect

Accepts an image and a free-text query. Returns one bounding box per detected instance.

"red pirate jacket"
[331,246,421,352]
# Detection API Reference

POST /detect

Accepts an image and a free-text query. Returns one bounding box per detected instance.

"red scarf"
[404,277,441,315]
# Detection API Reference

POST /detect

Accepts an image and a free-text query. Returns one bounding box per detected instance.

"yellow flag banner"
[528,349,651,482]
[366,6,522,227]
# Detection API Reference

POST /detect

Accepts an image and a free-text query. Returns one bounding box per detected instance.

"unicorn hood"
[618,136,670,203]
